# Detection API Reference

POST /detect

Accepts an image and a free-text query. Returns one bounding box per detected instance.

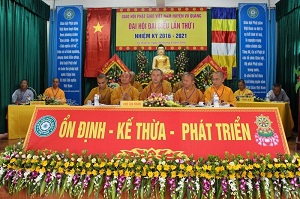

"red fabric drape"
[84,8,112,77]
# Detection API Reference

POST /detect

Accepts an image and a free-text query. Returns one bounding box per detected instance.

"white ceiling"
[43,0,280,9]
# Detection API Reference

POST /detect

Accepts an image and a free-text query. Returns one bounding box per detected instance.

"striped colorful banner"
[211,8,236,80]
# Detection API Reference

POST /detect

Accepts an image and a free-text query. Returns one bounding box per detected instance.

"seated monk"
[234,79,253,100]
[174,73,204,105]
[129,71,143,92]
[84,74,113,105]
[140,69,172,100]
[111,72,140,105]
[204,71,236,106]
[44,78,66,104]
[152,44,174,76]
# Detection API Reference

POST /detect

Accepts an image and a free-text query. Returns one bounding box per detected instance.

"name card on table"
[24,107,289,158]
[120,100,143,107]
[30,101,46,106]
[239,97,254,102]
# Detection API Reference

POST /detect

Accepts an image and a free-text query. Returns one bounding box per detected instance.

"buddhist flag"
[211,8,236,80]
[84,8,112,77]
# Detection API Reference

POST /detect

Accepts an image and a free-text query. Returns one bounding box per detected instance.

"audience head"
[182,73,195,89]
[120,72,131,85]
[238,79,246,91]
[20,79,29,90]
[272,83,282,96]
[52,78,60,88]
[97,74,108,90]
[151,69,163,84]
[212,71,225,88]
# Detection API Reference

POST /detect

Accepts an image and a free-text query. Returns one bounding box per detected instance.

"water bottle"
[213,92,219,107]
[94,94,99,106]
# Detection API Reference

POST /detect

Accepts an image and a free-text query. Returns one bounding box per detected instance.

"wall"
[43,0,279,9]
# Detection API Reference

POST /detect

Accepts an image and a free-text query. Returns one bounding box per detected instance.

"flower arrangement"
[195,67,214,90]
[143,93,167,107]
[34,94,61,105]
[169,50,188,86]
[143,93,182,107]
[135,50,151,85]
[1,141,300,199]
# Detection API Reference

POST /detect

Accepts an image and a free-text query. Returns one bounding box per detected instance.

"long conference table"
[7,101,294,139]
[236,101,294,137]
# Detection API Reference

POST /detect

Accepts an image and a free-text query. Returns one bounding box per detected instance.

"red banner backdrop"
[24,107,289,158]
[84,8,112,77]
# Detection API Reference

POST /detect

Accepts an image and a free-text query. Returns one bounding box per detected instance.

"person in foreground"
[174,73,204,105]
[204,71,236,106]
[140,69,172,100]
[111,72,140,105]
[12,79,34,105]
[129,71,143,92]
[44,78,66,104]
[267,83,290,102]
[84,74,113,105]
[234,79,253,99]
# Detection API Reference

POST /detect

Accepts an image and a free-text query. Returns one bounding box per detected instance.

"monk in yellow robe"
[140,69,172,100]
[111,72,140,105]
[204,71,236,106]
[84,74,113,105]
[234,79,253,99]
[152,44,174,75]
[174,73,204,105]
[129,71,143,92]
[44,78,66,104]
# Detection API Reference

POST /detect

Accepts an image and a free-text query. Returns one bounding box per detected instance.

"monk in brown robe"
[140,69,172,100]
[174,73,204,105]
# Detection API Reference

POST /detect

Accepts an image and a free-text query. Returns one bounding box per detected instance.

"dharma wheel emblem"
[255,115,278,146]
[34,116,57,137]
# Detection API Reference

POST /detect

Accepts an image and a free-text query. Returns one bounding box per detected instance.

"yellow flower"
[100,162,106,168]
[171,171,177,178]
[114,162,119,168]
[163,164,170,171]
[160,172,167,178]
[179,164,185,170]
[148,171,153,178]
[122,163,127,168]
[125,170,130,177]
[70,162,74,167]
[178,172,184,178]
[81,169,86,175]
[10,158,16,164]
[128,163,134,168]
[86,162,91,168]
[106,169,112,176]
[99,169,105,175]
[64,162,69,168]
[253,163,260,168]
[274,171,279,178]
[119,170,124,175]
[157,165,162,171]
[247,171,253,179]
[186,165,193,172]
[154,171,159,177]
[40,167,46,173]
[114,170,118,177]
[260,172,265,177]
[267,172,272,178]
[280,172,285,178]
[171,165,177,170]
[41,160,48,167]
[58,167,64,173]
[229,173,235,179]
[93,163,99,167]
[267,164,273,169]
[70,169,75,175]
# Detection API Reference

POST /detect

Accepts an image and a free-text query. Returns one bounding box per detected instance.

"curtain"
[0,0,49,133]
[267,9,277,92]
[276,0,300,129]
